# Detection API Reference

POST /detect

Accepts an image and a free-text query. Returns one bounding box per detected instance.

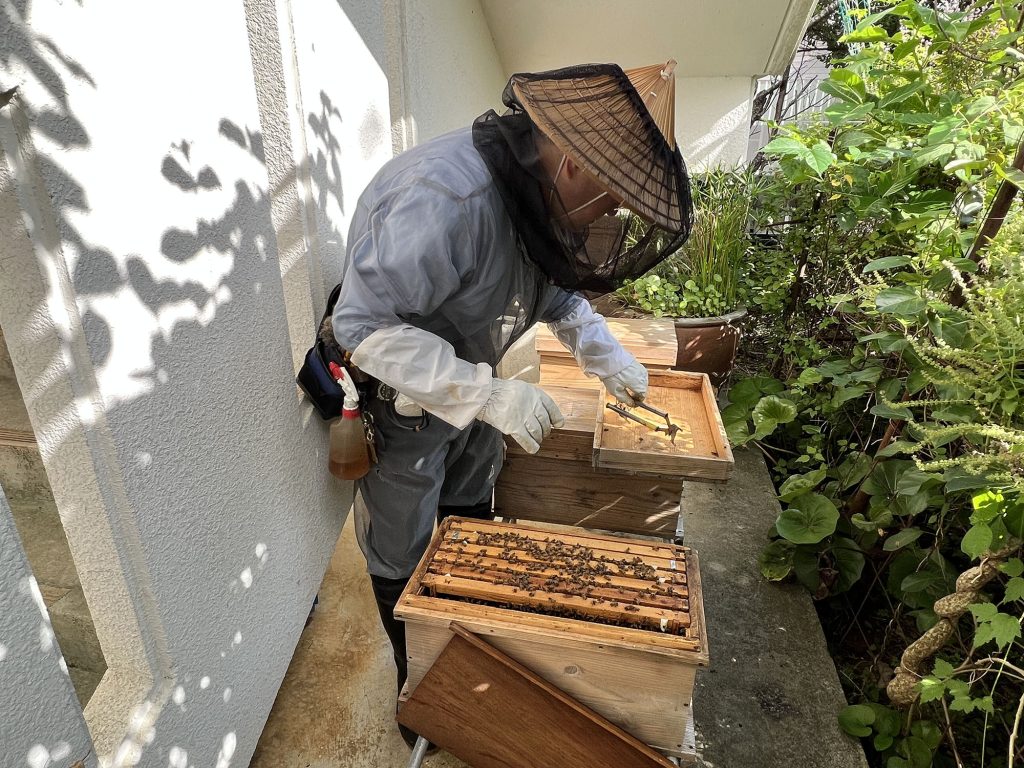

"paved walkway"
[251,515,466,768]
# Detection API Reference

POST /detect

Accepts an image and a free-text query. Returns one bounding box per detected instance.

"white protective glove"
[600,361,649,407]
[478,379,565,454]
[351,325,494,429]
[547,298,648,406]
[350,325,564,453]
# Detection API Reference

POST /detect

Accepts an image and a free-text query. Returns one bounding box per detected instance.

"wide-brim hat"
[509,61,690,234]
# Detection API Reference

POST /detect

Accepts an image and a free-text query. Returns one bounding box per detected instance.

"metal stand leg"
[407,736,430,767]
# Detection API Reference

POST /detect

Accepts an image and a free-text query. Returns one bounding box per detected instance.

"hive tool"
[606,401,681,443]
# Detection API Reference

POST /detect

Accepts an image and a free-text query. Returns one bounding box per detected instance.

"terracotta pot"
[672,309,746,387]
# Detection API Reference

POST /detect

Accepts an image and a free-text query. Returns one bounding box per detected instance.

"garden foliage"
[728,2,1024,764]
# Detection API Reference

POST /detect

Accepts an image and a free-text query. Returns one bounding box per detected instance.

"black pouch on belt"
[296,284,373,420]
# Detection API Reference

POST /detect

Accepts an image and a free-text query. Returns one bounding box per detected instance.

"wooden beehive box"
[397,517,708,759]
[535,316,677,389]
[494,371,733,537]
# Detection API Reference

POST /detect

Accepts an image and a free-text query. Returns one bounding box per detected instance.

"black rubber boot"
[369,573,436,751]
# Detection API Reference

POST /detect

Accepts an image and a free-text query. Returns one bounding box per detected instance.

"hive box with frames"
[494,360,733,537]
[396,516,708,760]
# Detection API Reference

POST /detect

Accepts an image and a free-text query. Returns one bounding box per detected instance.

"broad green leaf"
[962,524,994,558]
[863,256,912,273]
[874,735,894,751]
[918,676,945,703]
[825,102,875,125]
[943,467,994,492]
[796,368,824,386]
[971,602,999,622]
[988,613,1021,648]
[875,286,926,316]
[971,490,1005,524]
[806,141,837,175]
[833,537,866,591]
[912,143,954,169]
[884,527,923,551]
[842,25,891,44]
[1004,501,1024,539]
[877,440,919,457]
[902,571,943,594]
[759,540,796,581]
[1002,576,1024,605]
[892,492,929,518]
[777,494,840,545]
[965,94,997,119]
[832,383,869,408]
[762,136,807,158]
[778,467,828,502]
[819,78,865,105]
[1001,559,1024,577]
[897,468,938,496]
[752,395,798,440]
[728,376,784,407]
[835,453,873,490]
[838,704,875,738]
[863,460,914,498]
[932,658,955,678]
[870,402,914,420]
[903,735,933,768]
[995,163,1024,190]
[878,79,926,110]
[927,116,963,145]
[1004,119,1024,146]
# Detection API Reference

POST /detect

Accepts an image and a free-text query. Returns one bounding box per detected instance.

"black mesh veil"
[472,63,693,294]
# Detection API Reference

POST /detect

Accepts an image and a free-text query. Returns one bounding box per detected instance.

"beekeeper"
[332,60,692,747]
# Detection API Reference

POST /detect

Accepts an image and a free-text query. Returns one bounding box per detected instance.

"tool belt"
[296,284,373,420]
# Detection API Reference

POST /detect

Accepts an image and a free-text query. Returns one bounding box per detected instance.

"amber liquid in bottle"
[329,408,370,480]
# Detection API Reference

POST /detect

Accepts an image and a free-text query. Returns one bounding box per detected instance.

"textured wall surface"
[401,0,507,143]
[678,77,756,170]
[0,0,355,765]
[0,488,97,768]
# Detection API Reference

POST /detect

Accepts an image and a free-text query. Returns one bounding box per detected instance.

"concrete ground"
[251,515,466,768]
[0,328,106,706]
[685,450,868,768]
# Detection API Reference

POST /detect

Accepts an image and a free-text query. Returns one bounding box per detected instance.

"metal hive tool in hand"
[606,401,681,443]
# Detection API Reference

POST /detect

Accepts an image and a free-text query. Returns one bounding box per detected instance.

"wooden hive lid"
[535,316,678,368]
[397,517,708,664]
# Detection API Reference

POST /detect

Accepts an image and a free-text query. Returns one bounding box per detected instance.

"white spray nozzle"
[329,362,360,410]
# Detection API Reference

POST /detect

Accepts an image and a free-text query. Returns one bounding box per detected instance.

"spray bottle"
[327,362,370,480]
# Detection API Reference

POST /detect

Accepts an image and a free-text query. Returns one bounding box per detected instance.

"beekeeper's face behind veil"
[471,61,694,294]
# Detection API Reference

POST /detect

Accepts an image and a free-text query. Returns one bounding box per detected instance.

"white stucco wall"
[0,487,97,768]
[0,1,359,765]
[678,77,756,170]
[395,0,507,146]
[289,0,395,292]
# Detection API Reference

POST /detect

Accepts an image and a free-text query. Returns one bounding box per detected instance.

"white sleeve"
[546,298,635,380]
[351,325,493,430]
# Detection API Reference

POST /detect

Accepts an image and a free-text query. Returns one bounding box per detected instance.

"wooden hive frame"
[594,370,734,481]
[397,517,709,757]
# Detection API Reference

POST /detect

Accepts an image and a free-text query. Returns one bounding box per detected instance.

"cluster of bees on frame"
[439,529,686,633]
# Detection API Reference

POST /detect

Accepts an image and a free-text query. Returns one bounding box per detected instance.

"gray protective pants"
[353,393,504,579]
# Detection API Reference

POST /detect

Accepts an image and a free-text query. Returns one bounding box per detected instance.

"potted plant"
[615,169,753,386]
